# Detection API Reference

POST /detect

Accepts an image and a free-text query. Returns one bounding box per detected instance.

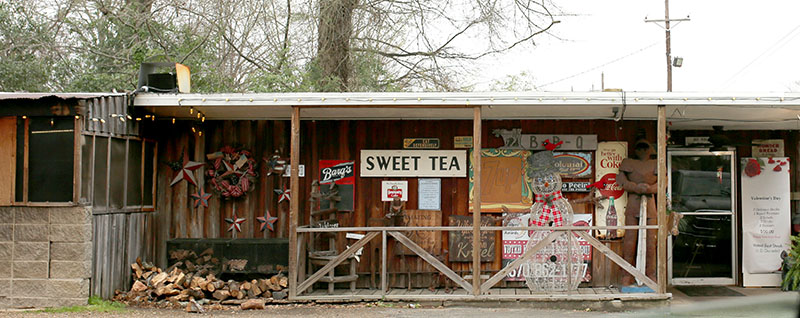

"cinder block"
[50,242,92,262]
[0,242,11,259]
[59,208,91,225]
[0,262,10,278]
[0,279,9,297]
[0,207,13,224]
[13,224,48,242]
[11,279,48,298]
[12,261,48,279]
[47,279,89,298]
[14,208,48,224]
[13,242,48,261]
[0,225,12,241]
[49,224,91,243]
[50,261,91,279]
[12,297,87,308]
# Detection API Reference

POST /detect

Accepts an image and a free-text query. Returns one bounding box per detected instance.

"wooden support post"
[472,106,482,296]
[381,230,387,295]
[657,105,668,294]
[289,106,300,299]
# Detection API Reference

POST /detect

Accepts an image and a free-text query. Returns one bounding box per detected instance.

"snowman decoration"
[524,140,583,292]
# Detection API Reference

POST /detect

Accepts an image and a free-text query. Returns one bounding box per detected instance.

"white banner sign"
[361,150,467,177]
[381,180,408,201]
[418,178,441,210]
[742,157,791,278]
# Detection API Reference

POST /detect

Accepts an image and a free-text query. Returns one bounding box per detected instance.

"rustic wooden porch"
[295,287,670,302]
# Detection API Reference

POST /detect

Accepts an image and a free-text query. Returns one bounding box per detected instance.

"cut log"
[131,280,147,293]
[257,279,269,293]
[200,248,214,256]
[155,284,180,297]
[278,276,288,288]
[185,260,196,272]
[206,282,216,293]
[131,263,144,279]
[272,290,287,300]
[241,282,251,291]
[186,298,205,313]
[241,299,266,310]
[212,290,230,301]
[150,272,169,287]
[174,272,186,287]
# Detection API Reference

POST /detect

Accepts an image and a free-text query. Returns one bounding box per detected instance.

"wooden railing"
[293,224,660,297]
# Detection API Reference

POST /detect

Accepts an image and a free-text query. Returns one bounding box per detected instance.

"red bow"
[532,191,565,227]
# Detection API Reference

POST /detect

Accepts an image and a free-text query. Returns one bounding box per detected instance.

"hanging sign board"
[752,140,784,157]
[381,180,408,201]
[493,129,597,150]
[361,150,466,177]
[319,160,355,211]
[685,136,711,146]
[562,182,591,193]
[742,157,791,287]
[594,141,627,239]
[501,213,592,282]
[468,149,533,212]
[418,178,441,210]
[553,152,593,178]
[454,136,473,149]
[404,138,440,149]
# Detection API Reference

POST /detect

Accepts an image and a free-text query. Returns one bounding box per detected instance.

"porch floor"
[294,287,671,302]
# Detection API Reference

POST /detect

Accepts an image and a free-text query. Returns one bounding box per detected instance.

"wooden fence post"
[289,106,300,299]
[657,105,668,294]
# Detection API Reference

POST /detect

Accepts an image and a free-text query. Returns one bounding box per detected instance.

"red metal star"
[275,185,291,203]
[170,151,204,187]
[191,188,212,208]
[257,209,278,232]
[225,213,246,232]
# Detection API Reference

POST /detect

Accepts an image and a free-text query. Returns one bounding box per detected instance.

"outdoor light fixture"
[672,57,684,67]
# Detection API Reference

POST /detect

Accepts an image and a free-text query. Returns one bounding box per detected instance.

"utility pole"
[646,0,689,92]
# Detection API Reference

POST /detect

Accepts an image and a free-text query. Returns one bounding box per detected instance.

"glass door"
[668,149,736,285]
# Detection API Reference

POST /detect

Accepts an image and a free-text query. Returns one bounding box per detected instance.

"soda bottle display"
[606,196,618,239]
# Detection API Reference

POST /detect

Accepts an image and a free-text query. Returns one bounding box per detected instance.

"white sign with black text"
[418,178,441,210]
[361,150,467,177]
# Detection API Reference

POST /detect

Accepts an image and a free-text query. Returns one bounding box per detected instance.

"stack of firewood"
[116,252,289,312]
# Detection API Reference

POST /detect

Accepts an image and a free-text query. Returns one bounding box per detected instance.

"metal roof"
[0,92,127,100]
[127,91,800,130]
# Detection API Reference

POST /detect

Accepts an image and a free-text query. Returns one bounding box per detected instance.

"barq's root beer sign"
[360,150,467,177]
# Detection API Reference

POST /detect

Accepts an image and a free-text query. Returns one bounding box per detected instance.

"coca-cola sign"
[320,162,354,184]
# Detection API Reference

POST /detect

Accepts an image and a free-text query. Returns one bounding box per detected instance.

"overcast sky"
[473,0,800,93]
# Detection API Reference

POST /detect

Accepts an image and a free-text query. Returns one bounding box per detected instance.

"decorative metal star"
[191,188,212,208]
[225,213,246,232]
[170,151,204,187]
[257,209,278,232]
[275,185,291,203]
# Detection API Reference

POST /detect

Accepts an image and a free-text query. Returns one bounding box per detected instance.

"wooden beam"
[297,231,379,294]
[657,105,667,294]
[22,117,29,203]
[381,230,387,295]
[73,115,81,203]
[389,231,473,292]
[575,231,659,292]
[472,106,481,296]
[480,230,563,292]
[289,106,300,299]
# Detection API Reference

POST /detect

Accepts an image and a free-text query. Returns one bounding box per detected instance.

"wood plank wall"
[150,118,659,288]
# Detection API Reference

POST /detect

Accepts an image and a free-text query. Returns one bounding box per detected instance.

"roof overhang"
[132,91,800,130]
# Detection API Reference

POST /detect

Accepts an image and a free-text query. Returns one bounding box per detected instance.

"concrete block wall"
[0,206,92,308]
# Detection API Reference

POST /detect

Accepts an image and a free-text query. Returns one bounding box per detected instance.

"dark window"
[93,136,109,208]
[109,138,126,209]
[143,141,155,206]
[80,135,93,204]
[126,139,143,206]
[27,117,74,202]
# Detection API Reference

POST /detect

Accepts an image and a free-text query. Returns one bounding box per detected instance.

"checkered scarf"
[532,191,565,227]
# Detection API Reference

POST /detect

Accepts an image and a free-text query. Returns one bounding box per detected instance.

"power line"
[537,41,660,88]
[722,22,800,89]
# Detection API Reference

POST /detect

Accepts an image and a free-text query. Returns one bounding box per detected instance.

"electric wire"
[538,41,661,88]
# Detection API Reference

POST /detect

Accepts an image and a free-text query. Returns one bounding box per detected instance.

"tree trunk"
[316,0,358,91]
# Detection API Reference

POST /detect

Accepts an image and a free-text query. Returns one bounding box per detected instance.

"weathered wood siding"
[150,118,660,288]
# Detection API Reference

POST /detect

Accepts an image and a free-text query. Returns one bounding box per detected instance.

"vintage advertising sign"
[562,182,591,193]
[418,178,441,210]
[395,210,442,255]
[454,136,473,149]
[553,152,592,178]
[752,140,784,157]
[449,215,495,262]
[594,141,627,239]
[469,149,533,213]
[493,129,598,151]
[381,180,408,201]
[404,138,440,149]
[319,160,355,211]
[742,157,791,286]
[360,150,467,177]
[501,213,592,282]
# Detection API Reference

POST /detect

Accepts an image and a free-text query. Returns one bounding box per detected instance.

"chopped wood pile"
[115,250,289,312]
